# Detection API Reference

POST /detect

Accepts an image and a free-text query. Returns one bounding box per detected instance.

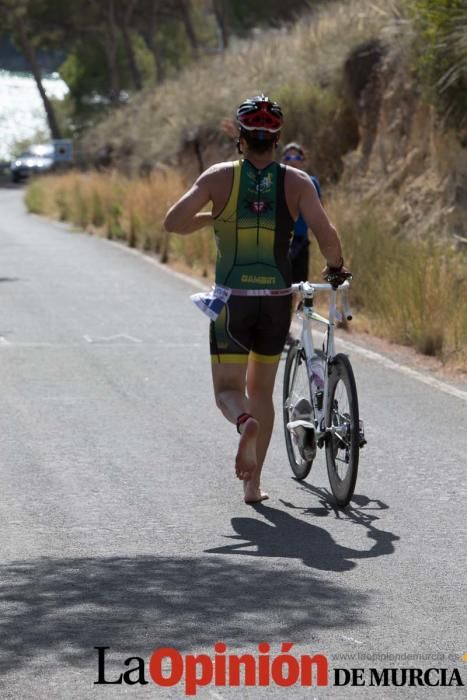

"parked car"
[10,143,56,182]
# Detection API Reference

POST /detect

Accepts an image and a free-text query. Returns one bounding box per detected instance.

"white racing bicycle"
[283,276,366,506]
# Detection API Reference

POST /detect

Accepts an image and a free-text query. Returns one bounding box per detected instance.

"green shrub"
[55,188,70,221]
[24,180,46,214]
[106,202,123,239]
[276,80,358,180]
[72,184,90,229]
[128,210,142,247]
[277,82,341,144]
[91,191,105,227]
[410,0,467,125]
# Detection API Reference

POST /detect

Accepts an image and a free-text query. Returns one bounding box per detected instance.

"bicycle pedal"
[287,419,315,432]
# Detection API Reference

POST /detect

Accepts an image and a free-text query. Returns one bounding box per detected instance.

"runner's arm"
[297,174,343,267]
[164,173,213,234]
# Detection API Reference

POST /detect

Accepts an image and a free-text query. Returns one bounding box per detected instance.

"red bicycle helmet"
[236,94,283,133]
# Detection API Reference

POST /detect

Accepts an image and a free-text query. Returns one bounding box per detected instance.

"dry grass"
[317,189,467,367]
[25,170,212,272]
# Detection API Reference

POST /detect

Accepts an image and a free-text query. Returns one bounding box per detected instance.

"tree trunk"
[120,25,143,90]
[118,0,143,91]
[104,0,120,103]
[178,0,198,58]
[141,2,165,84]
[153,38,166,84]
[212,0,229,50]
[13,15,62,139]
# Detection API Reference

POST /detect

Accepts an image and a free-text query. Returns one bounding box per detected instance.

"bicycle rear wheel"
[325,353,360,506]
[283,342,316,479]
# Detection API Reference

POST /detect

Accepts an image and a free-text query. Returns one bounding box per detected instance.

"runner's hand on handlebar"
[322,259,352,288]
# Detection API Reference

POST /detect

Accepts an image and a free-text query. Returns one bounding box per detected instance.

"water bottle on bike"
[308,353,325,421]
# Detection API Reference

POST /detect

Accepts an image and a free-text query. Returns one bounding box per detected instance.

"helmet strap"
[236,138,243,155]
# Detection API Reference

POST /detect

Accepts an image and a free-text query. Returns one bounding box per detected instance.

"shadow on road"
[206,489,399,571]
[0,551,368,674]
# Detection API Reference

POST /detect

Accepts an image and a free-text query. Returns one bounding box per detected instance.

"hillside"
[78,0,467,244]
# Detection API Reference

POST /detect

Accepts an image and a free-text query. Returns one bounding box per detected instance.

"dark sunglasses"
[283,154,304,161]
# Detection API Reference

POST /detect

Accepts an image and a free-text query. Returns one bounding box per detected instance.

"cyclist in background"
[282,142,322,286]
[282,142,322,344]
[164,95,347,504]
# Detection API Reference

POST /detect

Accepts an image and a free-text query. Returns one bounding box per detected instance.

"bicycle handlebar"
[292,279,353,321]
[291,280,351,295]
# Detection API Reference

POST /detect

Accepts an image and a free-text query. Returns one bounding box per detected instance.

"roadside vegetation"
[25,170,187,264]
[26,172,467,368]
[323,192,467,367]
[25,170,214,278]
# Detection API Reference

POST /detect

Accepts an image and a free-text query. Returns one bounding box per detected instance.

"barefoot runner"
[164,95,347,503]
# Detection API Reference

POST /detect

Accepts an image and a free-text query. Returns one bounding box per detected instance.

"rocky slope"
[341,37,467,245]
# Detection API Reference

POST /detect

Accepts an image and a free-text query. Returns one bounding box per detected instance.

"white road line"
[293,324,467,404]
[0,341,201,348]
[0,341,68,348]
[336,336,467,403]
[105,240,467,403]
[341,635,364,645]
[83,333,143,343]
[0,336,9,345]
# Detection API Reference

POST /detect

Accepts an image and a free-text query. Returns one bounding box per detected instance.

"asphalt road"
[0,188,466,699]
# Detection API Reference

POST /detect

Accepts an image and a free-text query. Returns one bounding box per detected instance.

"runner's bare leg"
[211,363,259,481]
[244,358,281,503]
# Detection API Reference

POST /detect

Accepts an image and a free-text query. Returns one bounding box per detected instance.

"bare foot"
[244,480,269,504]
[235,417,259,480]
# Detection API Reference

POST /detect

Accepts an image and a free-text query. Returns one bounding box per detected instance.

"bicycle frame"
[289,280,352,439]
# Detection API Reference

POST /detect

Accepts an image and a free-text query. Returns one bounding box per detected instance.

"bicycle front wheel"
[283,342,316,480]
[325,353,360,506]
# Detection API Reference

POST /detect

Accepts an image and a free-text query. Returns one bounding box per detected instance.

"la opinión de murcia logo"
[95,644,328,694]
[94,645,464,695]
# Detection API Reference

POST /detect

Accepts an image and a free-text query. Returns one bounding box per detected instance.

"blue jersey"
[293,175,321,239]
